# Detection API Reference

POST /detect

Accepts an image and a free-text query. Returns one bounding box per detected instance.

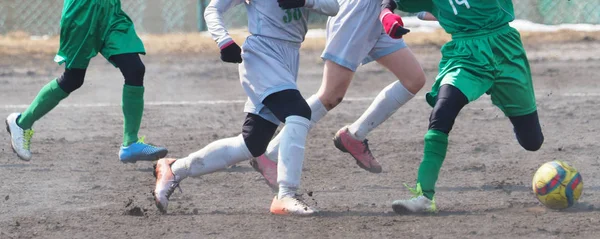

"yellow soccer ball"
[532,161,583,209]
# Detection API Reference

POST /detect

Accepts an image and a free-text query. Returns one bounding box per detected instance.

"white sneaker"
[270,196,317,216]
[392,195,436,214]
[5,113,33,161]
[392,183,437,214]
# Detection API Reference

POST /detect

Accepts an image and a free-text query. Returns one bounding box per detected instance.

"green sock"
[122,85,144,146]
[17,79,69,129]
[417,129,449,200]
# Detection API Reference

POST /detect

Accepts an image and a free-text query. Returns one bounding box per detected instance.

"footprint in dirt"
[124,198,148,217]
[125,206,147,217]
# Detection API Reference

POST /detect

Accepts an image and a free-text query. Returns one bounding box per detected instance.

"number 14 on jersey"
[449,0,470,15]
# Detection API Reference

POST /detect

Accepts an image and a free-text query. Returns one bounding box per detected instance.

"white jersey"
[205,0,339,47]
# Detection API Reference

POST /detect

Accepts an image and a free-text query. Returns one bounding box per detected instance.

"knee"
[510,111,544,151]
[123,61,145,86]
[263,90,312,122]
[399,70,426,94]
[243,133,269,157]
[278,96,312,122]
[112,54,145,86]
[317,92,344,110]
[520,136,544,151]
[57,68,86,93]
[428,85,468,134]
[515,129,544,151]
[242,114,278,157]
[428,101,458,134]
[293,100,311,120]
[131,61,146,78]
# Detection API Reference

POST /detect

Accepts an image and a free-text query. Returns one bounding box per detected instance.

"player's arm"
[417,11,437,21]
[304,0,340,16]
[204,0,245,63]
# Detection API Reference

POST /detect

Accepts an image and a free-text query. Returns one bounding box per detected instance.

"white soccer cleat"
[392,195,436,214]
[5,113,33,161]
[270,196,317,216]
[153,158,181,214]
[392,183,437,214]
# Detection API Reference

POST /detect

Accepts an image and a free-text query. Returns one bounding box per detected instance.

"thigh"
[364,33,407,65]
[240,36,300,125]
[55,1,103,69]
[426,40,495,107]
[321,0,381,72]
[374,46,425,94]
[490,30,537,117]
[100,3,145,65]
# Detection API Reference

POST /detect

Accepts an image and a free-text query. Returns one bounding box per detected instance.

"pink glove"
[379,9,410,39]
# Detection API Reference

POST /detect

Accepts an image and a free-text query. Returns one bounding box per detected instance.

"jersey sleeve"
[394,0,434,13]
[305,0,340,16]
[204,0,245,48]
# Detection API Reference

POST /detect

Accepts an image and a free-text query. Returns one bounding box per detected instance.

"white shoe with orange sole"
[270,196,317,216]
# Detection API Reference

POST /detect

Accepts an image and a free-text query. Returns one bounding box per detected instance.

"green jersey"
[396,0,515,34]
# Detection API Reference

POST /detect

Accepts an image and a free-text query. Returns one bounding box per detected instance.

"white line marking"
[1,93,598,110]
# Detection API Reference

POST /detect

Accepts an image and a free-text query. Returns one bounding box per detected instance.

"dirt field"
[1,35,600,239]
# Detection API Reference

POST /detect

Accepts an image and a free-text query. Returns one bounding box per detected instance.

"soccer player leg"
[261,94,328,162]
[262,90,316,215]
[489,30,543,151]
[255,93,328,191]
[335,36,425,172]
[154,115,274,213]
[509,112,543,151]
[101,8,166,162]
[171,117,274,181]
[392,84,469,214]
[7,1,100,161]
[6,70,82,161]
[348,44,425,140]
[110,53,167,163]
[318,0,382,109]
[393,43,494,213]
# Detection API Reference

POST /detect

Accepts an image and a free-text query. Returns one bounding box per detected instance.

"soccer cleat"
[333,126,382,173]
[5,113,33,161]
[249,155,279,191]
[270,195,317,216]
[392,183,437,214]
[153,158,181,214]
[119,136,168,163]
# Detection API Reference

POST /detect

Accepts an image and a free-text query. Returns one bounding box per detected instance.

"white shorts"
[321,0,407,72]
[239,35,301,125]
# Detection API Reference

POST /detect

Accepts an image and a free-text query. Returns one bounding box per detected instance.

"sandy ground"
[1,35,600,239]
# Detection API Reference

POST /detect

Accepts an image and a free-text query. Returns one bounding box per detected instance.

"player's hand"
[380,9,410,39]
[220,41,242,63]
[279,0,305,9]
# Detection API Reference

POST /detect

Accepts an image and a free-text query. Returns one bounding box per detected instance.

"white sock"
[171,134,252,180]
[264,95,327,163]
[276,116,310,199]
[348,81,414,141]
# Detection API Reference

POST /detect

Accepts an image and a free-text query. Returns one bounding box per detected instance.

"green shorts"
[54,0,145,69]
[426,25,537,117]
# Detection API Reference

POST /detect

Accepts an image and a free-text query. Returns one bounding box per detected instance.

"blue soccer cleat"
[119,137,168,163]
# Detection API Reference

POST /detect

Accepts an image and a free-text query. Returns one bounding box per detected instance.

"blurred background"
[1,0,599,36]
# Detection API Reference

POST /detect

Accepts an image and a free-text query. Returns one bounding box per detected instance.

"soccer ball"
[532,160,583,209]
